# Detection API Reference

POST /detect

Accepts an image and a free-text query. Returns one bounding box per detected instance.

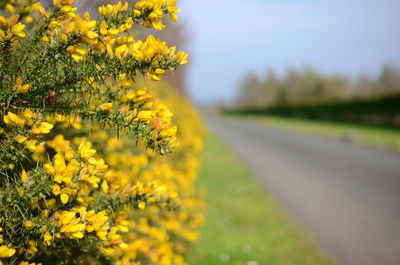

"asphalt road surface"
[206,115,400,265]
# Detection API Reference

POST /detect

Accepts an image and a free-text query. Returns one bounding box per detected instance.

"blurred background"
[179,0,400,107]
[58,1,400,265]
[176,1,400,265]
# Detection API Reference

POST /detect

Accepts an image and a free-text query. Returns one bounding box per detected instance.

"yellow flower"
[60,193,69,204]
[71,231,84,239]
[138,202,146,210]
[15,77,30,93]
[137,111,154,122]
[61,33,68,43]
[3,112,24,127]
[26,140,37,152]
[54,154,66,173]
[115,44,128,57]
[52,184,61,196]
[67,46,87,62]
[96,230,108,240]
[152,21,165,31]
[155,68,166,75]
[5,4,15,14]
[21,169,28,183]
[100,20,108,35]
[53,0,61,8]
[44,232,52,246]
[100,103,112,111]
[170,13,178,22]
[26,240,38,255]
[101,181,109,193]
[11,23,26,39]
[57,211,76,225]
[78,141,96,160]
[31,122,54,136]
[98,4,112,17]
[118,73,133,88]
[44,164,55,175]
[100,246,114,255]
[23,108,33,121]
[0,245,16,258]
[19,186,24,197]
[24,220,33,229]
[65,146,75,161]
[176,51,189,65]
[148,72,161,81]
[16,135,27,144]
[107,28,119,37]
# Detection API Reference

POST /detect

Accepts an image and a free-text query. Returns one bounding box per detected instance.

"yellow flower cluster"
[54,210,108,241]
[2,109,57,162]
[3,111,25,127]
[34,0,189,86]
[1,125,183,262]
[0,0,47,46]
[95,79,206,265]
[0,0,205,264]
[0,219,16,258]
[0,245,16,258]
[98,2,129,18]
[3,0,44,22]
[0,15,25,43]
[100,85,178,150]
[134,0,180,30]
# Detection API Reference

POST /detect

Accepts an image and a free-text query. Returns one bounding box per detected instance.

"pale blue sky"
[177,0,400,103]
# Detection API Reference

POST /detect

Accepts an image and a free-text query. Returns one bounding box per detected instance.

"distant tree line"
[236,64,400,108]
[232,64,400,127]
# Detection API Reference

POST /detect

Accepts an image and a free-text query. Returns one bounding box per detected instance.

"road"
[206,116,400,265]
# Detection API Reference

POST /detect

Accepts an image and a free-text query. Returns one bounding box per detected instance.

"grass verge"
[187,132,335,265]
[230,114,400,151]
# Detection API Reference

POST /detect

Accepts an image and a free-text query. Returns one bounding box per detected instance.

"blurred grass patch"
[187,133,335,265]
[230,114,400,151]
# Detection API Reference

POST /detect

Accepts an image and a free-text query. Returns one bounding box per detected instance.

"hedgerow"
[0,1,205,264]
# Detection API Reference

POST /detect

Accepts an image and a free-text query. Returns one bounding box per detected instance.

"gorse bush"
[0,1,205,265]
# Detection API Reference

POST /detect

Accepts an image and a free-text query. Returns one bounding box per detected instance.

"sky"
[176,0,400,103]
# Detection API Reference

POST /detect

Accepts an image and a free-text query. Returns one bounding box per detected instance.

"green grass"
[230,114,400,151]
[187,133,335,265]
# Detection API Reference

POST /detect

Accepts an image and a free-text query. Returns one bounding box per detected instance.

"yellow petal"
[60,193,69,204]
[101,181,109,193]
[21,169,28,183]
[100,103,112,111]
